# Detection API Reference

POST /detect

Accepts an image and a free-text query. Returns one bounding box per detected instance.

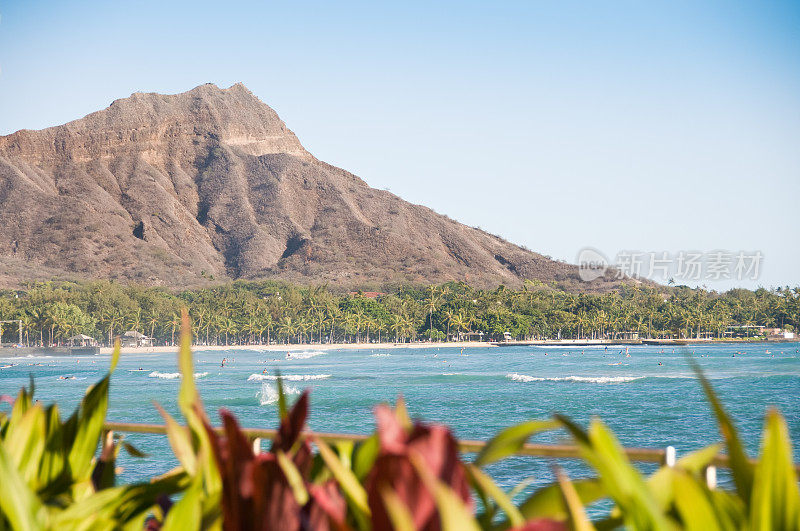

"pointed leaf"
[315,437,371,518]
[276,450,309,506]
[467,464,525,528]
[749,409,800,530]
[474,420,558,467]
[689,357,754,502]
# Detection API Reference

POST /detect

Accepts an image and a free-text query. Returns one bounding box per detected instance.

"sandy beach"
[98,340,494,355]
[94,337,786,355]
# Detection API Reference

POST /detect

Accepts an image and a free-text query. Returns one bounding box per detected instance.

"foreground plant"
[0,344,183,530]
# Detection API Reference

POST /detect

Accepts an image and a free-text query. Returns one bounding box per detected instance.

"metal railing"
[104,421,800,481]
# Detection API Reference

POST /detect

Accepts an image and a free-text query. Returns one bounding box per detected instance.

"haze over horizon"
[1,1,798,291]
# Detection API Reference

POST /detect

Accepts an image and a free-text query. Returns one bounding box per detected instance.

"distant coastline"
[2,337,796,358]
[94,337,795,355]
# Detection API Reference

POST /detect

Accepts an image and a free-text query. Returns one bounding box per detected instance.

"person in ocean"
[262,368,268,375]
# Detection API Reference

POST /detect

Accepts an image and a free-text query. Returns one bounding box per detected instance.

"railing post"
[252,437,262,454]
[705,466,717,489]
[665,446,676,467]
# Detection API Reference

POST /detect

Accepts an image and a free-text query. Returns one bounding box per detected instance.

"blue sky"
[1,1,798,290]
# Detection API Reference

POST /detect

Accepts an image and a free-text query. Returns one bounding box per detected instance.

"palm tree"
[426,286,439,342]
[145,308,161,344]
[278,316,296,344]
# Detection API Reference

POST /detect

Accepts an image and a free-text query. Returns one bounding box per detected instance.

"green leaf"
[4,403,46,485]
[67,344,119,483]
[466,464,524,528]
[749,409,800,530]
[689,357,754,503]
[37,404,67,490]
[177,311,199,413]
[0,440,44,530]
[352,433,379,481]
[276,372,288,421]
[556,468,595,531]
[409,452,480,531]
[474,419,557,468]
[559,416,670,531]
[276,450,309,506]
[154,402,197,475]
[678,443,724,475]
[519,478,606,521]
[162,475,202,531]
[380,486,416,531]
[394,395,412,431]
[315,437,371,518]
[672,470,722,531]
[121,441,148,459]
[647,444,723,509]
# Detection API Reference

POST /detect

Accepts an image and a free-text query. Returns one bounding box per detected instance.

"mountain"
[0,83,622,291]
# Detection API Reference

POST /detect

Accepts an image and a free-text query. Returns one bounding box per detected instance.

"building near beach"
[67,334,97,347]
[766,328,795,341]
[119,330,153,348]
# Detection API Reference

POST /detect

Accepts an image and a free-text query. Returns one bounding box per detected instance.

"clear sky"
[1,1,798,290]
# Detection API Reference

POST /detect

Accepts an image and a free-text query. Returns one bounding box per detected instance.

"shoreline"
[96,337,796,355]
[97,340,494,355]
[1,338,793,357]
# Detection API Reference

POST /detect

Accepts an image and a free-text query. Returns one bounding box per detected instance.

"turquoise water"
[2,343,799,494]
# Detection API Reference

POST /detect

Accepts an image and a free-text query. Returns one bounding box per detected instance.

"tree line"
[0,279,797,346]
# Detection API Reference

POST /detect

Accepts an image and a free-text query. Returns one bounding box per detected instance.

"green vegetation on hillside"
[0,280,798,346]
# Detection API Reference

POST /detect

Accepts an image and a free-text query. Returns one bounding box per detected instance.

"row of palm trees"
[0,280,797,346]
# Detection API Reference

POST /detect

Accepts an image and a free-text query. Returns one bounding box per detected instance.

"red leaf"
[367,404,472,531]
[271,391,310,454]
[308,481,348,531]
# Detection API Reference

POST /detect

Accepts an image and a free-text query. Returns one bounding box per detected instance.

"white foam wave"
[506,373,643,384]
[370,353,391,357]
[257,382,301,405]
[247,373,330,382]
[286,350,325,359]
[149,371,209,380]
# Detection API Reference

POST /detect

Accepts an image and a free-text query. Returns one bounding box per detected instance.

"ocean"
[2,342,798,496]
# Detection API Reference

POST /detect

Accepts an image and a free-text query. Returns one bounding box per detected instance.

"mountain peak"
[0,83,625,292]
[0,83,308,164]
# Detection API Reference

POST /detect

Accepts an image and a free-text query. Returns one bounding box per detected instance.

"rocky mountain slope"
[0,83,622,290]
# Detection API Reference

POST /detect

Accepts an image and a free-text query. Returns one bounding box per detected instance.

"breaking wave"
[286,350,325,359]
[506,373,643,384]
[257,382,301,405]
[369,353,391,357]
[247,373,331,382]
[148,371,209,380]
